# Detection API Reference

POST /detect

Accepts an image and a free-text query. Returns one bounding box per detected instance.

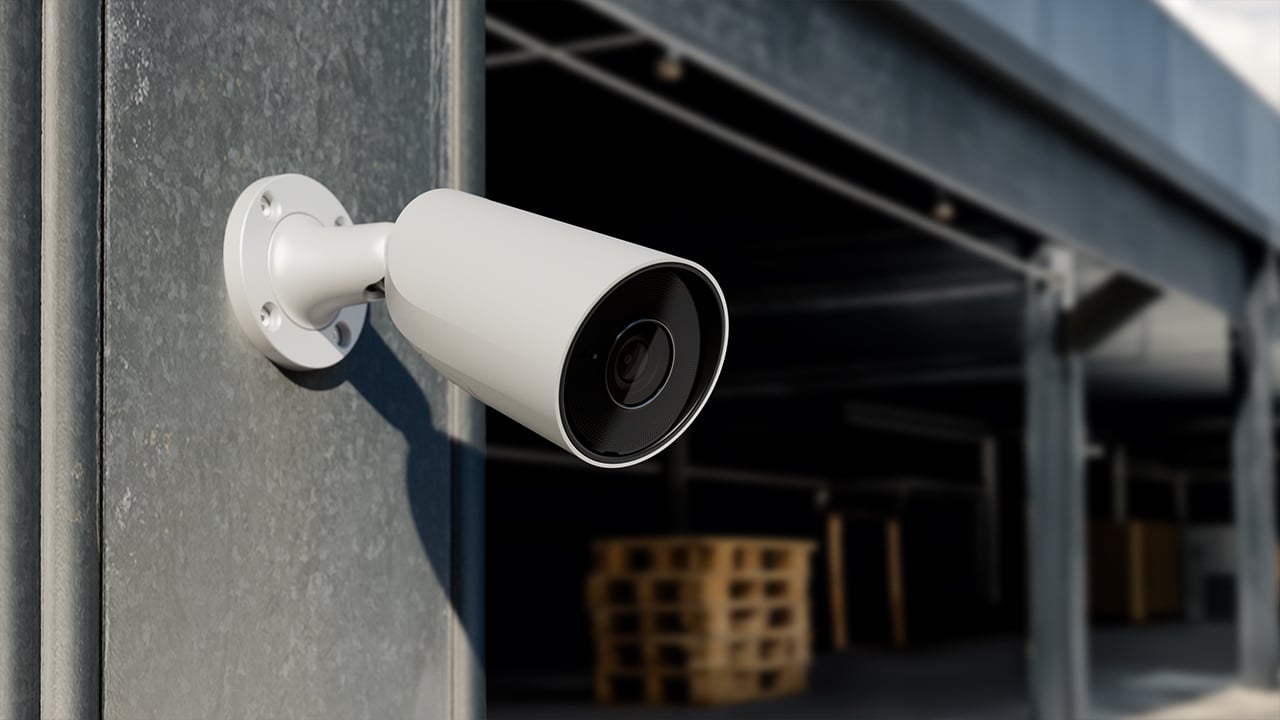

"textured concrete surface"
[100,0,468,717]
[491,623,1279,720]
[0,0,41,716]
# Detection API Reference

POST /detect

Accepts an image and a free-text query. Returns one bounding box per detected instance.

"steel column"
[446,1,487,718]
[1025,248,1088,720]
[664,437,691,532]
[40,0,103,716]
[1229,260,1280,689]
[981,436,1002,605]
[1111,445,1129,523]
[0,0,42,715]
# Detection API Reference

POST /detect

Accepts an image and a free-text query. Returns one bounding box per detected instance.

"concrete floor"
[490,623,1279,720]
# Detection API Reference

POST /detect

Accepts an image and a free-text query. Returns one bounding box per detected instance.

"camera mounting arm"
[224,174,390,370]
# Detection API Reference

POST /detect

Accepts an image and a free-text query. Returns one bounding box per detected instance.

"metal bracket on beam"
[1060,273,1161,353]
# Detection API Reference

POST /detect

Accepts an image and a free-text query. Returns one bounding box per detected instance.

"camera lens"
[561,264,727,464]
[606,320,673,408]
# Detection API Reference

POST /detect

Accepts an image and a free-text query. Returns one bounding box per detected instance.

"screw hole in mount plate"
[332,320,351,348]
[334,216,347,226]
[259,302,281,331]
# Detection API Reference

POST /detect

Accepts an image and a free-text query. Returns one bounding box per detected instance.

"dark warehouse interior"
[481,3,1267,717]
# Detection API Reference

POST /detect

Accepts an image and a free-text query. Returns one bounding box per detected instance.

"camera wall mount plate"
[224,174,367,371]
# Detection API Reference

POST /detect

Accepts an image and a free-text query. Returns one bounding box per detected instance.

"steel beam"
[582,0,1253,319]
[1025,248,1088,720]
[717,363,1020,398]
[487,32,645,68]
[1229,261,1280,689]
[892,0,1277,243]
[844,401,988,444]
[733,279,1019,317]
[485,15,1047,281]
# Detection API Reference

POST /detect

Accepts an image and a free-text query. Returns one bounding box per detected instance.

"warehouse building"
[1,1,1277,719]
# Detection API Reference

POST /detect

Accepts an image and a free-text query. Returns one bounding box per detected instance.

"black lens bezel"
[559,263,726,465]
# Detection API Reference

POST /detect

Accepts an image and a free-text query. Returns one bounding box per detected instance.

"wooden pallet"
[592,536,817,575]
[586,571,808,608]
[587,535,816,706]
[594,665,808,705]
[1089,521,1183,623]
[595,630,811,672]
[590,600,809,636]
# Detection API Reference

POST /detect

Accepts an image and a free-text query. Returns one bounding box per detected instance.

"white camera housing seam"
[225,174,729,468]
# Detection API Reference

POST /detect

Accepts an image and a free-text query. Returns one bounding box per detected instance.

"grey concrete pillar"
[1025,248,1089,720]
[1230,261,1280,689]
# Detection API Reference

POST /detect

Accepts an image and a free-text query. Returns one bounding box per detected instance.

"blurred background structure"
[483,1,1280,719]
[1,1,1277,720]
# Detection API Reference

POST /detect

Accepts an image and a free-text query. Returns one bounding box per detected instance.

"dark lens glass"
[605,320,673,408]
[561,264,726,463]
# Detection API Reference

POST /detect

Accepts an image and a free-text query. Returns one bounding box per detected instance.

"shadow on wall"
[281,321,443,574]
[277,319,484,697]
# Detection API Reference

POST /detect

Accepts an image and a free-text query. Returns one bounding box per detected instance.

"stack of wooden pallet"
[1089,521,1183,623]
[585,535,816,706]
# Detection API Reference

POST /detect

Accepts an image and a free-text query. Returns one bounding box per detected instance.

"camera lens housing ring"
[560,263,726,465]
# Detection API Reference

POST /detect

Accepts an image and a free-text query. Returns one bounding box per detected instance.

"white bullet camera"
[224,174,729,467]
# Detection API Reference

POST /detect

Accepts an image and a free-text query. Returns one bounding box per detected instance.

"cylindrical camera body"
[386,189,728,467]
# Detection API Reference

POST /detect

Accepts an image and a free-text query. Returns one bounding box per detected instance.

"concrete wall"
[1,1,484,717]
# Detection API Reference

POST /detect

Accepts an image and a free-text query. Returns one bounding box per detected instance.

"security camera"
[225,174,728,468]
